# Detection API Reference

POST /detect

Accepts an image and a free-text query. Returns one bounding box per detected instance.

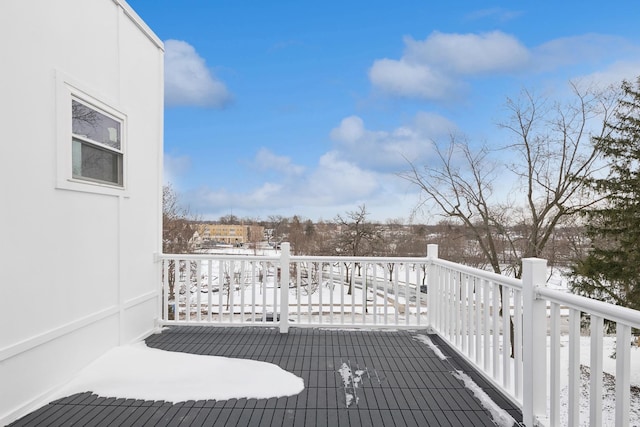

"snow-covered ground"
[546,268,640,425]
[553,335,640,426]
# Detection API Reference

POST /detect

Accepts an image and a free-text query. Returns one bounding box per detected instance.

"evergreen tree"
[570,77,640,310]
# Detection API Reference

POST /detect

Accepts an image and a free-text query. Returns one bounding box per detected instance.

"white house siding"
[0,0,163,424]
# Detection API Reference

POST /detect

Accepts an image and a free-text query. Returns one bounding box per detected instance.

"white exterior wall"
[0,1,163,423]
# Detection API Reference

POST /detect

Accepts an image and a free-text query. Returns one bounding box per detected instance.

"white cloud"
[413,111,458,136]
[164,39,232,108]
[369,31,528,100]
[308,152,380,200]
[579,60,640,88]
[178,113,459,221]
[533,34,634,72]
[253,148,305,176]
[329,116,365,143]
[403,32,529,74]
[369,58,457,100]
[329,113,453,170]
[369,30,638,101]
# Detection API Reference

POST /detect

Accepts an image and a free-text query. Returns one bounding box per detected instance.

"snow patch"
[53,342,304,403]
[413,334,448,360]
[451,370,517,427]
[338,362,368,407]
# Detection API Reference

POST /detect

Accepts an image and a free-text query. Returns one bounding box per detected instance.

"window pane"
[72,100,121,149]
[72,139,123,185]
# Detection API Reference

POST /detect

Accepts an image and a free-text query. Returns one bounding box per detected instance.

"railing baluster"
[550,302,560,427]
[339,263,345,325]
[218,260,223,323]
[383,264,389,325]
[590,315,604,427]
[296,261,301,324]
[502,286,510,389]
[372,264,377,325]
[350,262,355,325]
[318,263,323,325]
[405,265,410,326]
[239,260,245,323]
[362,264,367,325]
[250,261,256,323]
[467,274,473,358]
[615,323,631,426]
[328,262,334,324]
[440,266,446,332]
[483,278,490,373]
[184,260,190,322]
[447,269,453,341]
[415,263,421,326]
[453,272,459,346]
[461,274,468,353]
[272,262,278,324]
[259,261,265,322]
[474,277,481,365]
[229,261,236,323]
[492,281,500,379]
[513,289,522,400]
[207,260,213,322]
[393,266,399,325]
[196,260,202,322]
[308,263,313,324]
[163,260,169,321]
[568,308,580,427]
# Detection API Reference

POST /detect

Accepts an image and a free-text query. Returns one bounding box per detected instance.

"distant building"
[196,223,265,246]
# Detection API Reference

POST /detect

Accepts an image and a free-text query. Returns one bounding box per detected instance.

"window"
[71,99,123,186]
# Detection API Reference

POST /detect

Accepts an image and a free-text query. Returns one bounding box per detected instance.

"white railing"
[427,244,640,427]
[157,243,640,427]
[158,243,429,333]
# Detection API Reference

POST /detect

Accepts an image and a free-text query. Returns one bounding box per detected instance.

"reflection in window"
[71,100,123,186]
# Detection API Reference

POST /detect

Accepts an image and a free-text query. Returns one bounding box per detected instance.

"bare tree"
[218,214,239,224]
[163,184,194,254]
[162,184,194,304]
[401,81,618,278]
[334,205,382,294]
[265,215,289,246]
[400,82,618,356]
[288,215,307,255]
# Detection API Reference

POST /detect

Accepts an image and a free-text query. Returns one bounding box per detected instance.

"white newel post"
[280,242,291,334]
[426,244,439,330]
[522,257,548,426]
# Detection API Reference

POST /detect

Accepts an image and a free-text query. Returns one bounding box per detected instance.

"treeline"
[185,205,585,272]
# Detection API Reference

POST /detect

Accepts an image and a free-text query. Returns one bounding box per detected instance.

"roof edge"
[113,0,164,51]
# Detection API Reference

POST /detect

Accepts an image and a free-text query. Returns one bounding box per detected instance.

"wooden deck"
[10,327,522,426]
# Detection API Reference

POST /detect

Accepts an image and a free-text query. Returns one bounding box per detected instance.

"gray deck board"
[9,327,522,426]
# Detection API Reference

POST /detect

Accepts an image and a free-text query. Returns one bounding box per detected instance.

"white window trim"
[55,70,129,197]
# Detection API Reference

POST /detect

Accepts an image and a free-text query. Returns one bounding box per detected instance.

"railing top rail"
[290,255,429,264]
[538,287,640,328]
[158,253,280,262]
[158,252,431,264]
[432,258,523,289]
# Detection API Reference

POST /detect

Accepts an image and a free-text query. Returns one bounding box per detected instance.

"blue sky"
[128,0,640,222]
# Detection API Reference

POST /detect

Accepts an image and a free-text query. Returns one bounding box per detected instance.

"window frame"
[56,70,128,196]
[71,98,124,186]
